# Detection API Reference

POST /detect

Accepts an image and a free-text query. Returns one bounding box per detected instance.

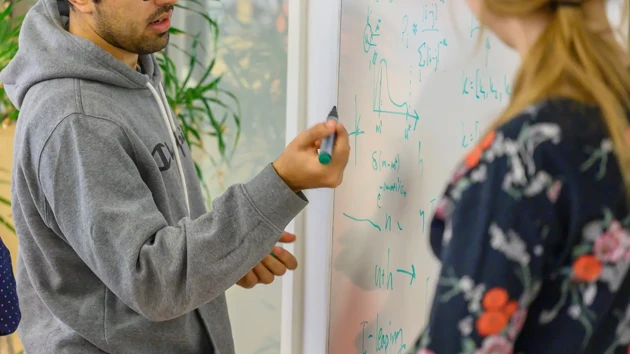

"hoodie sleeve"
[38,113,308,322]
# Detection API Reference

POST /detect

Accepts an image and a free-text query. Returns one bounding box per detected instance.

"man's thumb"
[278,231,297,243]
[297,121,336,147]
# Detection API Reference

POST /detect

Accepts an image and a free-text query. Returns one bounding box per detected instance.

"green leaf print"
[572,244,593,259]
[580,140,612,180]
[460,338,477,354]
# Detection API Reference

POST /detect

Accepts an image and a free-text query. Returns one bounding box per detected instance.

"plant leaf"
[179,35,200,93]
[168,27,188,36]
[0,215,14,234]
[0,194,11,206]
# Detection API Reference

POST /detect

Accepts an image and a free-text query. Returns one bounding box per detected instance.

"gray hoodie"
[0,0,308,353]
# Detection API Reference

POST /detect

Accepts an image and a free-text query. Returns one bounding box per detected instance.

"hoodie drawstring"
[146,81,191,217]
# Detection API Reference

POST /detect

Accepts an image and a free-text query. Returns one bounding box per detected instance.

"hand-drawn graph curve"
[372,58,420,132]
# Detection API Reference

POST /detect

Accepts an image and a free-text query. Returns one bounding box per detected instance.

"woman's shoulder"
[497,97,611,146]
[492,98,618,182]
[449,97,624,214]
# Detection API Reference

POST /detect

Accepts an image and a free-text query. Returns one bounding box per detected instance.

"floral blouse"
[413,98,630,354]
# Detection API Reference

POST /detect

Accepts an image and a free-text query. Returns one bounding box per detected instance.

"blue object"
[318,106,338,165]
[0,238,19,336]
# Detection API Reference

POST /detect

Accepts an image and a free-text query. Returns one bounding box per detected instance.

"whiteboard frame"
[300,0,343,353]
[281,0,309,353]
[282,0,345,352]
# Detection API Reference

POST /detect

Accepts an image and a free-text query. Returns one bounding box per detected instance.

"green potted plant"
[159,0,242,203]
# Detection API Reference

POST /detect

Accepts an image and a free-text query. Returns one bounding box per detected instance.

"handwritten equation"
[360,313,407,354]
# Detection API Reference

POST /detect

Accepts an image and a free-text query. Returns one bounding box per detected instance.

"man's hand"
[273,119,350,193]
[237,232,298,289]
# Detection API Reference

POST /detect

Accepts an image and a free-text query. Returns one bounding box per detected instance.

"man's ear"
[67,0,95,13]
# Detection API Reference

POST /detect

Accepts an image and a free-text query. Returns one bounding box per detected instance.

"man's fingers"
[237,271,258,289]
[296,122,336,148]
[334,122,349,146]
[326,123,350,188]
[253,263,275,285]
[271,246,298,270]
[278,231,296,243]
[332,123,350,163]
[262,254,288,276]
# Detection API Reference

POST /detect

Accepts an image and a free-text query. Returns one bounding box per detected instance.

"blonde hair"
[483,0,630,194]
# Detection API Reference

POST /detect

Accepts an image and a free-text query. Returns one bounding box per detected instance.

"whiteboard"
[326,1,629,354]
[327,1,517,353]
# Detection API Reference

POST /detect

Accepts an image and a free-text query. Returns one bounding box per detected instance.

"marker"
[319,106,339,165]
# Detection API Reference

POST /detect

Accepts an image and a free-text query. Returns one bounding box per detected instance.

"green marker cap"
[319,153,332,165]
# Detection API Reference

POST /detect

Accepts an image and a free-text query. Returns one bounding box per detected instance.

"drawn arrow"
[396,264,416,285]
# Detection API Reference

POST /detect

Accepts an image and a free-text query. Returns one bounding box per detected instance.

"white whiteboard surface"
[323,1,629,354]
[326,1,519,353]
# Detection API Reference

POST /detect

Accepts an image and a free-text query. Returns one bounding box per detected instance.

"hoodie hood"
[0,0,161,109]
[1,0,190,215]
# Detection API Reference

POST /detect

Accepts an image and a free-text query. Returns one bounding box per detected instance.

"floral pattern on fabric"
[412,100,630,354]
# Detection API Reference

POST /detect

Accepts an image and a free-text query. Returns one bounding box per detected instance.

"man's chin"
[135,36,170,55]
[150,33,169,53]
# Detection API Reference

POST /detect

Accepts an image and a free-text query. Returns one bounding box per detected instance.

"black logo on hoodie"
[151,128,188,172]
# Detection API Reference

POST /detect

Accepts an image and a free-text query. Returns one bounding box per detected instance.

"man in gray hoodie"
[0,0,350,352]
